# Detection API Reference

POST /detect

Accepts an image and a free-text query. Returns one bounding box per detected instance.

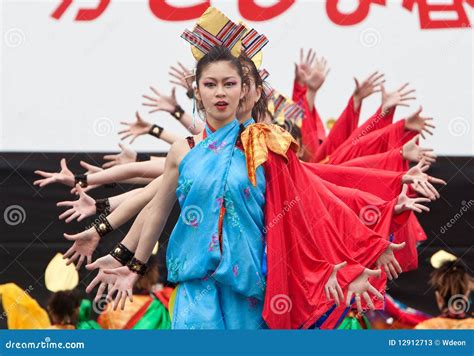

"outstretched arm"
[35,159,165,188]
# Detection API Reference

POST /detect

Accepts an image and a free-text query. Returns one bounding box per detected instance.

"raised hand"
[375,242,406,280]
[34,158,74,187]
[57,184,96,223]
[142,86,177,114]
[402,135,437,164]
[69,161,102,195]
[85,254,123,302]
[306,55,330,93]
[346,268,384,313]
[169,62,194,92]
[294,48,316,86]
[118,111,152,144]
[403,160,446,199]
[404,106,436,139]
[324,261,347,306]
[395,184,431,214]
[63,228,100,271]
[102,142,137,169]
[104,266,139,310]
[353,71,385,107]
[381,83,416,114]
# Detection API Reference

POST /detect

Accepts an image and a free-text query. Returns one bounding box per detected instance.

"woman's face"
[237,65,262,121]
[196,61,243,123]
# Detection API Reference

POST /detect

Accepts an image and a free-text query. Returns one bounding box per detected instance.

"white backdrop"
[1,0,473,155]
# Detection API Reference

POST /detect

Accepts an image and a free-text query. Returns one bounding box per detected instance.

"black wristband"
[104,183,117,188]
[74,174,88,188]
[149,124,164,139]
[109,243,134,266]
[127,257,148,276]
[136,153,151,162]
[92,216,113,238]
[186,88,194,99]
[171,105,185,121]
[95,198,111,216]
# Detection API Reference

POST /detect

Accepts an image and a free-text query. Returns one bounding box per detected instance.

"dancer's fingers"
[103,154,117,160]
[397,82,409,92]
[106,286,117,302]
[94,282,107,301]
[324,285,330,300]
[66,251,79,266]
[86,276,100,294]
[75,255,85,271]
[383,264,392,280]
[428,176,447,185]
[59,208,74,220]
[120,292,127,310]
[113,291,122,311]
[63,246,75,259]
[368,285,384,300]
[330,287,340,306]
[65,211,80,223]
[336,284,345,303]
[126,290,133,303]
[346,290,354,307]
[149,86,160,97]
[388,263,398,279]
[102,161,116,169]
[363,292,374,310]
[393,257,403,274]
[355,294,363,313]
[56,201,74,207]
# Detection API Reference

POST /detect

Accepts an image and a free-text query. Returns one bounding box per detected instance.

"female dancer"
[87,44,408,330]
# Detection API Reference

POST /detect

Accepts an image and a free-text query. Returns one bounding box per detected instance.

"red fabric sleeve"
[328,120,408,165]
[346,106,395,144]
[340,148,409,172]
[312,96,360,162]
[293,80,325,160]
[263,150,390,329]
[302,162,404,201]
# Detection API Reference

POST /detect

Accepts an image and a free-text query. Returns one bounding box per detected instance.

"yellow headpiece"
[44,253,79,292]
[181,7,268,69]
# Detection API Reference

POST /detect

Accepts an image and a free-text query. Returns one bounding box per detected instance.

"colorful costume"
[167,119,398,329]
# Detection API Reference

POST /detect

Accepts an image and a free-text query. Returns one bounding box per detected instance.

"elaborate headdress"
[181,7,268,69]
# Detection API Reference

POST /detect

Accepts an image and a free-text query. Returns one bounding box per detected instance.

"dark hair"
[429,260,470,309]
[47,290,80,325]
[238,54,268,123]
[195,46,245,87]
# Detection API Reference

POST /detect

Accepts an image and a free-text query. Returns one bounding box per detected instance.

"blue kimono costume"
[167,118,267,329]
